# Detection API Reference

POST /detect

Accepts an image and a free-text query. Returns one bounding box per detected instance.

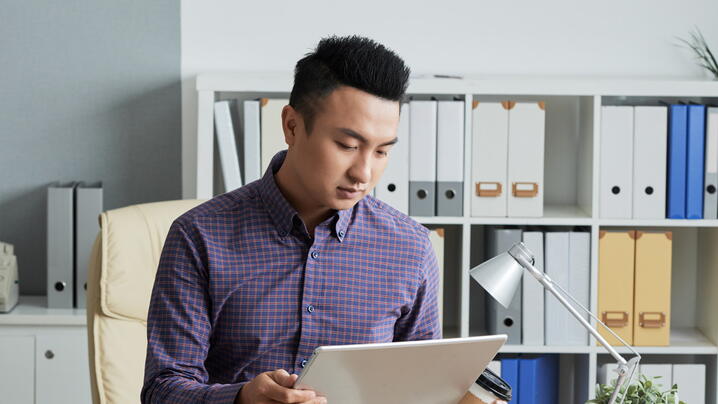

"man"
[142,35,475,404]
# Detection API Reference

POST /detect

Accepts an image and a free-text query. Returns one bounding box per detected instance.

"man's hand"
[236,369,326,404]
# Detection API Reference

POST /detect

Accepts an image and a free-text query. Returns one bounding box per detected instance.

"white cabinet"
[36,332,91,404]
[0,335,35,403]
[0,296,90,404]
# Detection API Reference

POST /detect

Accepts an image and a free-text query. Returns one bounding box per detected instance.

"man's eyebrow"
[337,127,398,147]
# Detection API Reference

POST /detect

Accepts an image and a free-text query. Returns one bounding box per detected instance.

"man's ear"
[281,105,300,147]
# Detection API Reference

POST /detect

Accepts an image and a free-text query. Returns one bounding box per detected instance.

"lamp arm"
[512,251,641,404]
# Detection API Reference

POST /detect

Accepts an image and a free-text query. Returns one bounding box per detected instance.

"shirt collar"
[258,150,352,241]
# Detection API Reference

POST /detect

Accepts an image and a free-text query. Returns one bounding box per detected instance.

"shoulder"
[356,195,431,250]
[174,183,260,231]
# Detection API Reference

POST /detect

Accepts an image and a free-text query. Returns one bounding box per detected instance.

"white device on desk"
[294,335,507,404]
[0,242,19,313]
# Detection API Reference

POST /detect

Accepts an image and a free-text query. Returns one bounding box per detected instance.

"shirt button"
[307,304,315,313]
[310,250,319,259]
[301,359,308,368]
[338,230,345,238]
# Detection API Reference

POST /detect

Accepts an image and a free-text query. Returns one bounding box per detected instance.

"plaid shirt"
[141,150,441,403]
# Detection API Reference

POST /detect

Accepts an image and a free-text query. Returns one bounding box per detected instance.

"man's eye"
[337,142,358,151]
[377,150,389,157]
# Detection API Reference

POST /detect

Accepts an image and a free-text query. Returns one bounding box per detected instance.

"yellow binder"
[633,231,672,346]
[598,230,636,346]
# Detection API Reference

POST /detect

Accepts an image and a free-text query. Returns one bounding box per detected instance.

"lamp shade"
[469,252,524,309]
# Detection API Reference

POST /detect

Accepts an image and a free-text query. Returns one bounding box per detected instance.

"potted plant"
[586,374,686,404]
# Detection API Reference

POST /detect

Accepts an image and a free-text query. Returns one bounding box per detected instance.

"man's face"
[282,85,400,211]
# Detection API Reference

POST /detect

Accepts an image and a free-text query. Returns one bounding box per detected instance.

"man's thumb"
[272,369,297,387]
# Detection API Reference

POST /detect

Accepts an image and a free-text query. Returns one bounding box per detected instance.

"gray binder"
[75,182,103,309]
[47,182,76,308]
[436,100,465,217]
[704,107,718,219]
[409,100,437,217]
[485,228,522,344]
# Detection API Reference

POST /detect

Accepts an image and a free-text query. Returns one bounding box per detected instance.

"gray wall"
[0,1,182,295]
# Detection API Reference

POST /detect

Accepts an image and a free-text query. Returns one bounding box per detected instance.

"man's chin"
[331,196,362,211]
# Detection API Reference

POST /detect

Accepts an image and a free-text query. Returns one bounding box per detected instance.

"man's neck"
[274,156,334,237]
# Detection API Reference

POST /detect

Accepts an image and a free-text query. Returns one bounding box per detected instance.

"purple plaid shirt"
[141,150,441,403]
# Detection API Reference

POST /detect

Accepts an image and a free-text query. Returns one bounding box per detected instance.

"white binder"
[75,182,102,309]
[436,100,465,217]
[376,103,409,214]
[409,100,438,217]
[672,364,705,404]
[471,102,509,217]
[47,182,76,309]
[507,102,545,217]
[633,106,668,219]
[243,100,262,184]
[639,364,672,389]
[214,100,243,191]
[600,106,634,218]
[544,232,569,345]
[429,228,445,327]
[704,107,718,219]
[260,98,288,175]
[521,231,544,345]
[567,231,590,345]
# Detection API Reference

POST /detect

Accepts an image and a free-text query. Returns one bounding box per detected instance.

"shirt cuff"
[205,382,246,404]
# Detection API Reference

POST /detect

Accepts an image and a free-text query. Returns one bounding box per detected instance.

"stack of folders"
[471,101,546,218]
[500,355,558,404]
[374,100,465,217]
[600,105,718,219]
[214,98,284,193]
[597,230,672,347]
[598,363,704,404]
[47,182,103,309]
[483,228,590,346]
[227,98,467,216]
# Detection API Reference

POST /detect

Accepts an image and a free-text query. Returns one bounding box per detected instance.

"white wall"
[180,0,718,197]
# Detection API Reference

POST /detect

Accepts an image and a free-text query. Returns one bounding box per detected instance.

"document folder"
[436,100,464,216]
[633,231,672,346]
[409,100,438,217]
[376,103,410,213]
[598,230,636,346]
[471,102,509,217]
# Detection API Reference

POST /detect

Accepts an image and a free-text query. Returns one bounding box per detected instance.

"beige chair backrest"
[86,200,205,404]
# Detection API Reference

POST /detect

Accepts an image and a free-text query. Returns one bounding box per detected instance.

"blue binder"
[501,358,520,403]
[667,105,688,219]
[518,355,559,404]
[686,104,707,219]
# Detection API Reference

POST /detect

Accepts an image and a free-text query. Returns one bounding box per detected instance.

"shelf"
[196,73,718,97]
[0,296,86,326]
[600,218,718,228]
[500,344,591,354]
[595,328,718,355]
[470,205,592,226]
[415,216,465,225]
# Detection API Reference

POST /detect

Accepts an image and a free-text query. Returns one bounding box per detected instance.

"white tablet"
[293,335,507,404]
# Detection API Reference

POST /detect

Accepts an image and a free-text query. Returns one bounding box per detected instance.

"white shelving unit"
[193,72,718,403]
[0,296,91,404]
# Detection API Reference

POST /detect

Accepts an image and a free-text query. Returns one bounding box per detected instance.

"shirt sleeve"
[141,220,244,404]
[393,234,442,341]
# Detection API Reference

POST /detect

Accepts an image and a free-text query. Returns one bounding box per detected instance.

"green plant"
[586,374,686,404]
[677,27,718,79]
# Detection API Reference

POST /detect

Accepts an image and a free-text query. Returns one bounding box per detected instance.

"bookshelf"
[194,72,718,403]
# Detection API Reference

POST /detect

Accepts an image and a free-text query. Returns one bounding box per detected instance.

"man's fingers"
[263,370,316,403]
[264,385,316,404]
[270,369,300,389]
